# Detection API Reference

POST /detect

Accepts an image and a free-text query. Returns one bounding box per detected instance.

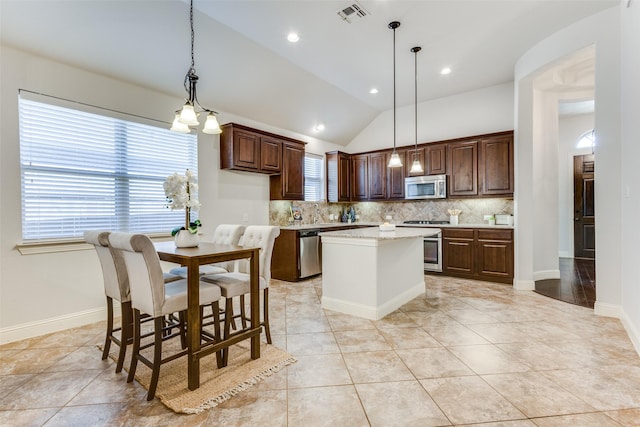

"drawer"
[477,229,513,241]
[443,228,475,239]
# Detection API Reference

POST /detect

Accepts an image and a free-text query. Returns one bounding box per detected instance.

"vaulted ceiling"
[0,0,616,144]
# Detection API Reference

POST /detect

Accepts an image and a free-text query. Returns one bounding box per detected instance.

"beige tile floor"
[1,275,640,426]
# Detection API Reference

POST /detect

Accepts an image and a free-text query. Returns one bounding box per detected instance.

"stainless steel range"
[403,220,449,272]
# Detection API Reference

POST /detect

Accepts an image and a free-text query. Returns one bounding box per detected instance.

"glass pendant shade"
[387,151,403,168]
[410,157,424,173]
[170,113,191,133]
[202,113,222,134]
[178,102,199,126]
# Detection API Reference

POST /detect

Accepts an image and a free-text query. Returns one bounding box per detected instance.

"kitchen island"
[320,227,440,320]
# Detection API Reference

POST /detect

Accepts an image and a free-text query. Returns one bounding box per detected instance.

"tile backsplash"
[269,198,513,226]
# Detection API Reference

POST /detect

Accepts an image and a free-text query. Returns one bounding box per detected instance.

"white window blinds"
[304,153,323,202]
[19,95,198,241]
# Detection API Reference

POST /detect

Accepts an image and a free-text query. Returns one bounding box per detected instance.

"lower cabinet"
[442,228,513,284]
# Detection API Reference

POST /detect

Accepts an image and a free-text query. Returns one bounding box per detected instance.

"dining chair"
[201,225,280,356]
[107,232,223,401]
[168,224,245,278]
[84,230,181,374]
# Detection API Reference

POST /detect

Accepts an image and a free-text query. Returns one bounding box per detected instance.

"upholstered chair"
[84,230,181,373]
[169,224,245,278]
[201,225,280,359]
[107,232,223,401]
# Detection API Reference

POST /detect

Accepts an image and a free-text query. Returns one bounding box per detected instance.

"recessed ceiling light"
[287,32,300,43]
[440,67,452,75]
[314,123,325,132]
[369,88,379,94]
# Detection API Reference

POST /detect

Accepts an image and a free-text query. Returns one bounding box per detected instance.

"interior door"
[574,154,595,259]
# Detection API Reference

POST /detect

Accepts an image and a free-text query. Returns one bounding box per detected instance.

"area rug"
[101,341,296,414]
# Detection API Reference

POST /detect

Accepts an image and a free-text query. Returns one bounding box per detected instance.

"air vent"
[337,2,369,23]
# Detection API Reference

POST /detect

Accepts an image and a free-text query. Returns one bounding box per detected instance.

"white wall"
[514,6,623,313]
[620,1,640,352]
[558,114,594,258]
[0,46,341,343]
[345,83,514,152]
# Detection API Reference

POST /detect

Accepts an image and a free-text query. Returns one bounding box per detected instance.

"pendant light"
[409,46,424,174]
[170,0,222,135]
[387,21,403,168]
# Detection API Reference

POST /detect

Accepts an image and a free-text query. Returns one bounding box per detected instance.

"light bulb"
[387,152,403,168]
[178,102,199,126]
[202,113,222,134]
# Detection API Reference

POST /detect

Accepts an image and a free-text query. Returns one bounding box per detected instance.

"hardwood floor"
[535,258,596,309]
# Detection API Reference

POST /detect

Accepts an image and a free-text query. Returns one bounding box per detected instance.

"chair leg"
[115,301,132,373]
[127,309,141,383]
[223,298,233,366]
[102,296,113,360]
[263,288,272,344]
[212,301,223,368]
[239,295,248,329]
[147,317,164,401]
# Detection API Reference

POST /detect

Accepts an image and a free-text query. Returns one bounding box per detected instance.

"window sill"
[16,234,174,255]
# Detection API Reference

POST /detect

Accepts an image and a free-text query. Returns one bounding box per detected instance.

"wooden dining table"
[154,241,262,390]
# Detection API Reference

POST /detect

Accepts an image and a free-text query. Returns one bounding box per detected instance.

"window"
[304,153,323,202]
[577,129,595,149]
[19,94,198,241]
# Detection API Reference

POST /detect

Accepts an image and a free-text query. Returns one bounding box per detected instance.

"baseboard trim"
[533,269,561,281]
[594,301,640,357]
[0,306,109,345]
[514,279,535,290]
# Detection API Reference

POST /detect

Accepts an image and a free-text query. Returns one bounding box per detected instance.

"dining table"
[154,241,262,391]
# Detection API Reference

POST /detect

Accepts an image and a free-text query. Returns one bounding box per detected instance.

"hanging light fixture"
[409,46,424,174]
[387,21,403,168]
[170,0,222,135]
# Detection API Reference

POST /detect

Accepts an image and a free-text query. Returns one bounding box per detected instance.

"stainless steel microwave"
[405,175,447,200]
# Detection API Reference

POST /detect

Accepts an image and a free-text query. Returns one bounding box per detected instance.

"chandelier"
[170,0,221,135]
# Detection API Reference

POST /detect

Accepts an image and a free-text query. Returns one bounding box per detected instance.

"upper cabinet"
[270,141,305,200]
[448,140,479,197]
[479,135,514,196]
[405,148,425,177]
[368,152,388,199]
[219,123,305,200]
[326,151,351,202]
[351,154,369,201]
[386,151,405,199]
[426,144,447,175]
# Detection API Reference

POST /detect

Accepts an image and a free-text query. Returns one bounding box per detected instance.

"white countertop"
[320,226,440,240]
[279,222,513,231]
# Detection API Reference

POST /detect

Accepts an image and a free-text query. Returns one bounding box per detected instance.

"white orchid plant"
[163,169,202,236]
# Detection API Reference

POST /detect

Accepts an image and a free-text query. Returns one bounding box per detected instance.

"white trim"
[514,279,535,290]
[558,251,572,258]
[593,301,623,318]
[620,311,640,357]
[0,306,111,345]
[533,269,561,281]
[321,282,424,320]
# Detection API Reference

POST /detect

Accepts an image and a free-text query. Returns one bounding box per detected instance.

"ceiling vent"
[337,2,369,23]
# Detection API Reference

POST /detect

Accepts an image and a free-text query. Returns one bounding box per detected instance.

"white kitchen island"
[319,226,440,320]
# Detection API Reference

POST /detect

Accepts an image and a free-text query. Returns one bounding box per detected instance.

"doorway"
[574,154,595,259]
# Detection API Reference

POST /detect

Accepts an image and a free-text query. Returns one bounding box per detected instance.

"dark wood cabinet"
[369,152,388,199]
[326,151,351,202]
[448,140,478,196]
[387,151,405,199]
[426,144,447,175]
[351,154,369,201]
[476,229,514,282]
[443,228,475,276]
[479,135,514,196]
[270,141,305,200]
[260,136,282,172]
[220,126,262,171]
[442,227,513,284]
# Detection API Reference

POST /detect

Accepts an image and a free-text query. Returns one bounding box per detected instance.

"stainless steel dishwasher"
[299,230,322,278]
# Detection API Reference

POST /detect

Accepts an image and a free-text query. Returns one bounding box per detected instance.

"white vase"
[450,215,459,225]
[174,230,199,248]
